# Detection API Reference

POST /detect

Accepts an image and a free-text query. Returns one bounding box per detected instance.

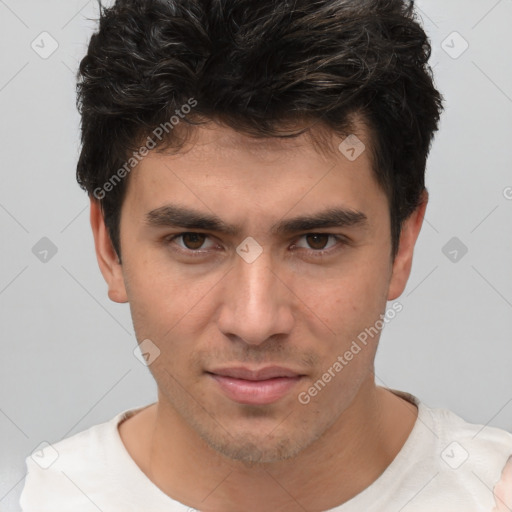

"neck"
[144,379,418,512]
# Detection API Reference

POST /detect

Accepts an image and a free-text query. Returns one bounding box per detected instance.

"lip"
[207,366,305,405]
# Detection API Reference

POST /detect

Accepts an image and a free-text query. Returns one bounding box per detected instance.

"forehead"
[159,118,371,162]
[129,118,375,183]
[122,119,385,229]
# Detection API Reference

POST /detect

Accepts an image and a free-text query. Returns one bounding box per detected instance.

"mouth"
[206,366,305,405]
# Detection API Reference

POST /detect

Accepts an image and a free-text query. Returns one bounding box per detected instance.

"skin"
[90,119,426,512]
[492,456,512,512]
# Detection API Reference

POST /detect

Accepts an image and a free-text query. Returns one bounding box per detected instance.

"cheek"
[122,254,221,343]
[125,268,213,385]
[301,280,384,401]
[306,261,389,335]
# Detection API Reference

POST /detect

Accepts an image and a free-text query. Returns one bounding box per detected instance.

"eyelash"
[164,232,349,259]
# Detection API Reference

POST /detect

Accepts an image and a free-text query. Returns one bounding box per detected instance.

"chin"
[206,434,306,465]
[193,418,325,466]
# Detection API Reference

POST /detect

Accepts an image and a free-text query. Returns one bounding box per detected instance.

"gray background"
[1,0,511,510]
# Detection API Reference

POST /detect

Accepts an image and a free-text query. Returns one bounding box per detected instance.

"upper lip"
[208,366,303,381]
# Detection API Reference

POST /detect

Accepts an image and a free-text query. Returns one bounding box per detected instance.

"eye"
[164,232,348,259]
[166,232,218,253]
[291,233,347,256]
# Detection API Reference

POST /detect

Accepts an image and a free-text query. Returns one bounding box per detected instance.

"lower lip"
[209,374,302,405]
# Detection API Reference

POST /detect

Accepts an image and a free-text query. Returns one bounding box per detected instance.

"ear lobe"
[89,198,128,304]
[387,189,428,301]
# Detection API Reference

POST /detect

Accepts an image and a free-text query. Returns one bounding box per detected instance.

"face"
[92,120,423,465]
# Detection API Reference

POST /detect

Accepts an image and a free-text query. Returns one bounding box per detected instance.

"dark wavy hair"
[76,0,444,261]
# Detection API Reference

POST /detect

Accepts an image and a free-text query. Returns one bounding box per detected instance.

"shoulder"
[424,402,512,510]
[19,407,141,512]
[386,390,512,511]
[428,405,512,464]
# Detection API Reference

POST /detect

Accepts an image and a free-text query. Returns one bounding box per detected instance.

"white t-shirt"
[19,389,512,512]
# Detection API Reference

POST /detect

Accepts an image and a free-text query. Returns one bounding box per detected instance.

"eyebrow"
[145,204,368,236]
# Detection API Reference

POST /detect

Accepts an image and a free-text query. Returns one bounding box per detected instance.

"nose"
[216,250,295,346]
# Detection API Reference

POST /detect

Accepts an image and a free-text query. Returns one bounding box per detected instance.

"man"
[20,0,512,510]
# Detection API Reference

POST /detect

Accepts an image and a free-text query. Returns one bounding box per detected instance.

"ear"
[89,198,128,303]
[387,189,428,301]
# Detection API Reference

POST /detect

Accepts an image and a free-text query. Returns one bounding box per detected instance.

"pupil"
[306,234,328,250]
[183,233,205,250]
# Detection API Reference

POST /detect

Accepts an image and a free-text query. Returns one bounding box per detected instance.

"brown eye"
[292,233,346,258]
[181,233,207,250]
[165,232,218,257]
[305,234,330,250]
